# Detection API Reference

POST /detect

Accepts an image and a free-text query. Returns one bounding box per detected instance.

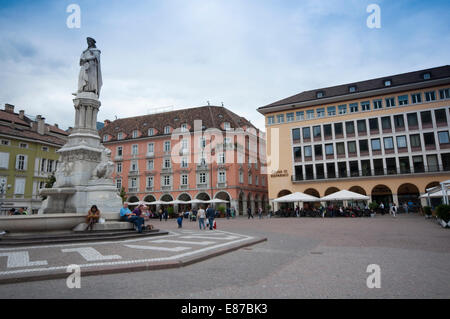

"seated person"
[119,203,145,233]
[86,205,100,231]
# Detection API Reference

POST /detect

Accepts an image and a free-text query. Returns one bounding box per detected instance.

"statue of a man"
[77,37,103,97]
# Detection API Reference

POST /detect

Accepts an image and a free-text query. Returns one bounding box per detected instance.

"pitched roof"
[259,65,450,111]
[100,105,256,141]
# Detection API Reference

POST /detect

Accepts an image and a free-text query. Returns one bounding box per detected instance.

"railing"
[292,165,449,182]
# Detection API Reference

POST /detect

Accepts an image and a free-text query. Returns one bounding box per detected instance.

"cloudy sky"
[0,0,449,131]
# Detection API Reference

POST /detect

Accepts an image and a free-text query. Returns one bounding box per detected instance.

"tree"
[119,187,127,204]
[41,173,56,200]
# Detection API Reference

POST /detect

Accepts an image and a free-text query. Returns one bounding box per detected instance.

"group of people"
[7,207,29,215]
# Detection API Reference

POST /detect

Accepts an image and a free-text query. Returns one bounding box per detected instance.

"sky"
[0,0,449,132]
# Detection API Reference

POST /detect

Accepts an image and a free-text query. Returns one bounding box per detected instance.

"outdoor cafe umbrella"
[273,192,321,203]
[320,190,369,202]
[420,190,450,198]
[206,198,229,204]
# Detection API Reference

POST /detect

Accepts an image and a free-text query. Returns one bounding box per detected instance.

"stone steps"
[0,229,169,247]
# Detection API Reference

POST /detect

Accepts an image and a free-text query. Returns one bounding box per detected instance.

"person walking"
[391,203,397,217]
[159,207,163,221]
[206,204,215,230]
[163,208,168,221]
[247,206,254,219]
[226,207,231,220]
[197,206,206,230]
[403,202,409,214]
[177,212,183,228]
[258,207,263,219]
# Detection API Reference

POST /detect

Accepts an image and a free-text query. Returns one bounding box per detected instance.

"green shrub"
[436,204,450,223]
[217,205,226,214]
[369,202,379,210]
[167,206,175,218]
[423,206,432,216]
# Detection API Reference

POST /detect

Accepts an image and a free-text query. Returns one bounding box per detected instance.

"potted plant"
[435,204,450,228]
[167,206,175,219]
[423,206,433,219]
[217,205,226,218]
[368,202,378,217]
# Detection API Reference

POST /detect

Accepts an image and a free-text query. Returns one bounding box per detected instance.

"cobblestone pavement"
[0,214,449,299]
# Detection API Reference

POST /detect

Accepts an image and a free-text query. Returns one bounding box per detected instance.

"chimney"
[5,104,14,113]
[36,115,45,135]
[54,123,58,128]
[104,119,111,127]
[19,110,25,119]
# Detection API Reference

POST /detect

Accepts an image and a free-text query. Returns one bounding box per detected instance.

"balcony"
[217,182,227,188]
[146,186,154,192]
[197,183,208,189]
[146,152,155,158]
[291,165,450,182]
[128,170,140,176]
[128,187,138,193]
[161,185,172,191]
[115,155,123,161]
[161,167,173,174]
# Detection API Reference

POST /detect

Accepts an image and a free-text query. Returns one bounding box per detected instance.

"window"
[19,143,28,149]
[316,91,324,98]
[218,171,226,183]
[15,155,27,170]
[334,123,343,136]
[361,160,371,176]
[357,120,367,133]
[369,118,379,131]
[381,117,391,130]
[181,157,188,168]
[361,101,370,111]
[324,124,332,137]
[47,160,54,173]
[132,130,138,138]
[293,147,302,160]
[199,137,206,149]
[359,140,369,153]
[410,134,421,148]
[349,103,358,113]
[296,111,304,121]
[327,163,336,178]
[349,86,356,93]
[14,178,26,195]
[394,115,405,128]
[314,145,322,157]
[420,111,433,126]
[147,143,154,153]
[181,174,188,186]
[316,108,325,118]
[218,153,225,164]
[239,170,244,183]
[199,173,207,184]
[163,175,171,186]
[438,131,450,144]
[164,126,171,134]
[0,152,9,169]
[423,132,436,146]
[412,156,424,173]
[248,173,252,184]
[292,128,301,141]
[116,162,122,173]
[374,159,383,175]
[103,135,108,142]
[338,162,347,177]
[407,113,418,128]
[439,88,450,99]
[306,110,314,119]
[384,137,394,150]
[373,100,382,109]
[304,146,312,157]
[411,93,422,104]
[345,121,355,135]
[338,105,347,115]
[423,73,431,80]
[325,144,334,155]
[286,113,294,122]
[147,176,154,188]
[327,106,336,116]
[425,91,436,101]
[130,177,138,188]
[164,141,171,152]
[131,144,138,155]
[117,146,123,157]
[349,161,359,176]
[427,154,439,171]
[147,160,154,170]
[117,132,123,140]
[164,158,171,168]
[347,141,357,153]
[371,139,381,151]
[277,114,285,123]
[302,127,311,139]
[313,126,321,138]
[267,116,274,125]
[336,143,345,155]
[386,158,397,174]
[1,140,10,146]
[116,178,122,190]
[131,161,138,172]
[181,123,189,132]
[435,109,448,124]
[398,95,409,106]
[385,97,395,108]
[384,80,392,86]
[148,128,154,136]
[396,136,407,149]
[399,157,411,174]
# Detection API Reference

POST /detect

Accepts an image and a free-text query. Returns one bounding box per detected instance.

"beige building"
[258,66,450,210]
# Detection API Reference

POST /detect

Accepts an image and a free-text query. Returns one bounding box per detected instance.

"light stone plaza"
[0,1,449,304]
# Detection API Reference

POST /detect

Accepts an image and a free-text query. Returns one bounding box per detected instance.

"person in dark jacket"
[205,205,215,230]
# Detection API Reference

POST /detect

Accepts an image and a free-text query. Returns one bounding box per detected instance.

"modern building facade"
[258,65,450,209]
[99,105,268,214]
[0,104,69,214]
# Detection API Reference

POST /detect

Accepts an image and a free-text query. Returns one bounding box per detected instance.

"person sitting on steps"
[86,205,100,231]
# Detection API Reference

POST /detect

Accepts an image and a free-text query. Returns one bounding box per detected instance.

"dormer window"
[148,128,154,136]
[132,130,138,138]
[103,135,108,142]
[164,126,171,134]
[316,91,324,98]
[423,72,431,80]
[384,80,392,87]
[223,122,231,130]
[117,132,123,140]
[181,123,188,132]
[348,86,357,93]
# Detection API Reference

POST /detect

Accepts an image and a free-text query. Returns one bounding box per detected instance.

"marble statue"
[77,37,103,97]
[92,147,115,180]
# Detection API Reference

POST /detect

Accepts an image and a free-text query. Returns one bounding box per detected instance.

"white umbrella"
[188,199,207,204]
[420,190,450,198]
[207,198,229,204]
[167,199,189,205]
[273,192,321,203]
[320,190,369,201]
